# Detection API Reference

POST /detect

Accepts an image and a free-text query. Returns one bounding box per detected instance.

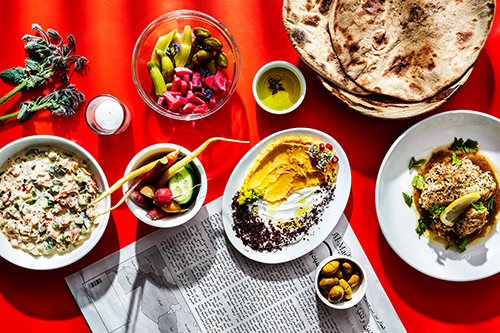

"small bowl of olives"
[132,9,241,120]
[315,255,367,309]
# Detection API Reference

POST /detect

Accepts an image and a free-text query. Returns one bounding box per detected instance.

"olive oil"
[256,67,302,111]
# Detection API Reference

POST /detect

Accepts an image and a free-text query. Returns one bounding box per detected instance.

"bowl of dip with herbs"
[253,61,306,114]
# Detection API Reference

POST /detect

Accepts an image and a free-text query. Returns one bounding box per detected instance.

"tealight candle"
[85,94,130,135]
[94,101,124,131]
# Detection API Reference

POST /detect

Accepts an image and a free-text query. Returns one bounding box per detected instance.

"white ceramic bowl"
[124,143,207,228]
[0,135,110,270]
[252,61,306,114]
[315,255,367,309]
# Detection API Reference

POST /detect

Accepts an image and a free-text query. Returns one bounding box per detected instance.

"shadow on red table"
[378,230,500,324]
[0,213,120,321]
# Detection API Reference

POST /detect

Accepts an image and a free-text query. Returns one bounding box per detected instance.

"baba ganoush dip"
[0,146,101,256]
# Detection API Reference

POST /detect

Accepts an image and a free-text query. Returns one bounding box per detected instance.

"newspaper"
[66,197,406,333]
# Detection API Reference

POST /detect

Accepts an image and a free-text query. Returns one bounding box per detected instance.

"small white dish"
[252,61,306,114]
[315,255,367,309]
[0,135,110,270]
[124,143,207,228]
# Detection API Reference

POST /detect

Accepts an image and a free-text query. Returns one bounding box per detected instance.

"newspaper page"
[66,197,405,333]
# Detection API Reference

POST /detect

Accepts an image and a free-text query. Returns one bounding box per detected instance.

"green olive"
[196,49,213,61]
[347,272,361,288]
[203,37,222,51]
[194,27,211,40]
[342,261,354,275]
[215,51,228,69]
[322,260,339,275]
[318,277,338,289]
[339,279,352,300]
[206,58,218,75]
[191,54,203,66]
[328,285,344,303]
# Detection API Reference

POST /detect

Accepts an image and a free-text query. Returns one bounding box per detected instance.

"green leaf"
[25,75,45,89]
[449,137,478,153]
[17,101,35,123]
[0,67,27,84]
[486,190,497,212]
[412,174,425,190]
[416,216,428,236]
[451,153,462,166]
[430,202,446,218]
[402,192,413,207]
[25,59,42,74]
[409,156,426,169]
[471,201,486,211]
[445,238,469,252]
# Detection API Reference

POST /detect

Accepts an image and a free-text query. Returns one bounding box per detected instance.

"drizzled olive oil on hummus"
[231,136,339,251]
[242,136,337,203]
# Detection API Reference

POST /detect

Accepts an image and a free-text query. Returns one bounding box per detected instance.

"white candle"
[94,100,124,130]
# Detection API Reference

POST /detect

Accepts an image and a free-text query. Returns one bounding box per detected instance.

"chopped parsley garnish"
[451,153,462,166]
[416,216,429,236]
[402,192,413,207]
[486,190,497,212]
[471,201,486,211]
[412,174,425,190]
[430,202,446,218]
[408,156,425,169]
[445,238,469,252]
[449,137,478,153]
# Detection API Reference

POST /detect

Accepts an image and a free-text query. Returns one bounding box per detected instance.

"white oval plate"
[222,128,351,264]
[376,110,500,281]
[0,135,110,270]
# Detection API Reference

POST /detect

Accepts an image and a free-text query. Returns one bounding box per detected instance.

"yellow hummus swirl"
[241,136,337,203]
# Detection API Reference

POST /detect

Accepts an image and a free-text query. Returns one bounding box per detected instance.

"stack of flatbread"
[283,0,495,118]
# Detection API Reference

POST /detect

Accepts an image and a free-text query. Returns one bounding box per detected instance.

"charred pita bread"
[329,0,495,101]
[282,0,369,95]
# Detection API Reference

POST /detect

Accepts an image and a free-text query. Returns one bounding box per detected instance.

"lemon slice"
[440,192,481,226]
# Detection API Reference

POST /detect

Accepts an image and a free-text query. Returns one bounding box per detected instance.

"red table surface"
[0,1,499,332]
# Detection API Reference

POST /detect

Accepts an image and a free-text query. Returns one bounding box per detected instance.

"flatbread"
[329,0,495,101]
[282,0,369,95]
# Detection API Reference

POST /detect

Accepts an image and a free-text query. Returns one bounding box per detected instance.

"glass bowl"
[132,10,241,121]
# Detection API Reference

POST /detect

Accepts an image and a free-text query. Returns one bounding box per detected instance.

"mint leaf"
[449,137,478,153]
[412,174,425,190]
[451,153,462,166]
[409,156,426,169]
[430,202,445,218]
[403,192,413,207]
[416,216,428,236]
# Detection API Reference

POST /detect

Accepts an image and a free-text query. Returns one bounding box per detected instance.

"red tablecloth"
[0,1,499,332]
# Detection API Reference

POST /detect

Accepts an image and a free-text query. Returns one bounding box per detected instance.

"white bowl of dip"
[0,135,110,270]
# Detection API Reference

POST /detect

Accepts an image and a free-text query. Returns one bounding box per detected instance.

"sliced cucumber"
[168,165,195,204]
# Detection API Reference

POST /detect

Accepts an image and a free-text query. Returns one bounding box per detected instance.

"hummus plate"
[376,110,500,281]
[222,128,351,264]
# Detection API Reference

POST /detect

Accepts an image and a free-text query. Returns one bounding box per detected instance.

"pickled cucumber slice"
[168,165,195,204]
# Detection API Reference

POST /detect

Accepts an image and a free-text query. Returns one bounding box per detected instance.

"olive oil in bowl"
[253,61,306,114]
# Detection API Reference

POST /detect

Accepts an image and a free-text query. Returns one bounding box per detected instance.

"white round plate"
[376,110,500,281]
[222,128,351,264]
[0,135,110,270]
